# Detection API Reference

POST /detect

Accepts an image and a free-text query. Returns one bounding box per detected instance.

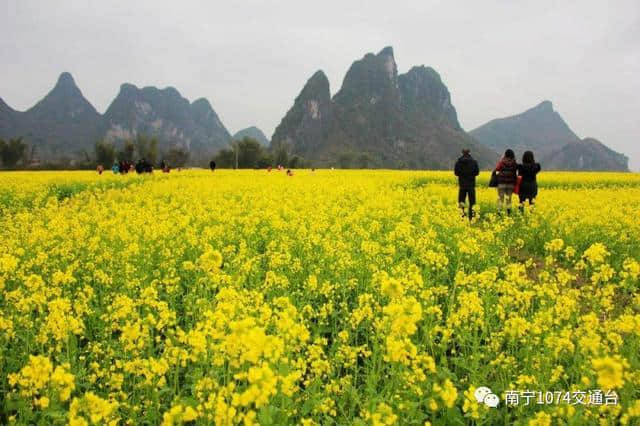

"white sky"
[1,0,639,169]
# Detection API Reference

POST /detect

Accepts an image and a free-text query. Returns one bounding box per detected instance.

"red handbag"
[514,176,523,194]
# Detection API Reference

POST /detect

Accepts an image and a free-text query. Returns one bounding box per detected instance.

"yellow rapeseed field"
[1,169,639,425]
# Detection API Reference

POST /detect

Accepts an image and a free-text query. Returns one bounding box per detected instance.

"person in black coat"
[454,148,480,220]
[517,150,541,212]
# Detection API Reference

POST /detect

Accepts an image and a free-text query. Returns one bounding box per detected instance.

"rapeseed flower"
[1,170,639,424]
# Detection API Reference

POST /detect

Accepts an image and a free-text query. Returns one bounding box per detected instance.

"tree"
[26,145,37,166]
[95,140,116,166]
[358,153,372,169]
[236,137,262,168]
[339,152,355,169]
[257,153,273,169]
[288,155,300,169]
[214,137,267,169]
[274,145,288,167]
[117,139,135,162]
[165,147,190,168]
[0,137,28,168]
[230,140,240,169]
[213,148,235,168]
[134,134,158,164]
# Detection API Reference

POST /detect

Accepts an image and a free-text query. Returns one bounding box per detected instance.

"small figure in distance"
[286,169,293,176]
[96,164,104,175]
[209,160,216,172]
[454,148,480,221]
[517,150,541,213]
[495,149,518,215]
[112,162,120,174]
[267,165,272,172]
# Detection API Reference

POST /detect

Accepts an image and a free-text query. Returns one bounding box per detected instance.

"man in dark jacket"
[454,148,480,220]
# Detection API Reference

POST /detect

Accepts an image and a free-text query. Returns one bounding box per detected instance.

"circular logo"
[474,386,492,403]
[484,393,500,408]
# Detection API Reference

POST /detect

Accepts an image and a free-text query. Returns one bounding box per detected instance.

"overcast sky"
[2,0,639,169]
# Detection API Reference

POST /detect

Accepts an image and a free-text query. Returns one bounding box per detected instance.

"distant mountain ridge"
[544,137,629,171]
[0,72,231,165]
[0,66,631,170]
[233,126,269,145]
[1,72,103,162]
[103,83,231,160]
[0,97,22,137]
[470,101,628,171]
[272,47,497,169]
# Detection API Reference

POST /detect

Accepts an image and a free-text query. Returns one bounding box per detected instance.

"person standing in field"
[454,148,480,220]
[517,150,541,213]
[209,160,216,171]
[495,149,518,215]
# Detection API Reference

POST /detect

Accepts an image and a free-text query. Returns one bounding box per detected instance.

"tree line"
[94,135,190,169]
[0,135,306,170]
[0,138,29,168]
[212,138,304,169]
[96,136,303,170]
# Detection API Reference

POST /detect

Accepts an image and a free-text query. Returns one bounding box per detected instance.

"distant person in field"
[517,150,541,212]
[112,162,119,174]
[209,160,216,171]
[454,148,480,220]
[495,149,518,215]
[97,164,104,175]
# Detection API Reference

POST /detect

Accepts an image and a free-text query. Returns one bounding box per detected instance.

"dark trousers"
[518,183,538,205]
[458,187,476,206]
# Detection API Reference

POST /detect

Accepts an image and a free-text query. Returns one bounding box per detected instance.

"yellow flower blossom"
[592,355,629,389]
[1,169,639,424]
